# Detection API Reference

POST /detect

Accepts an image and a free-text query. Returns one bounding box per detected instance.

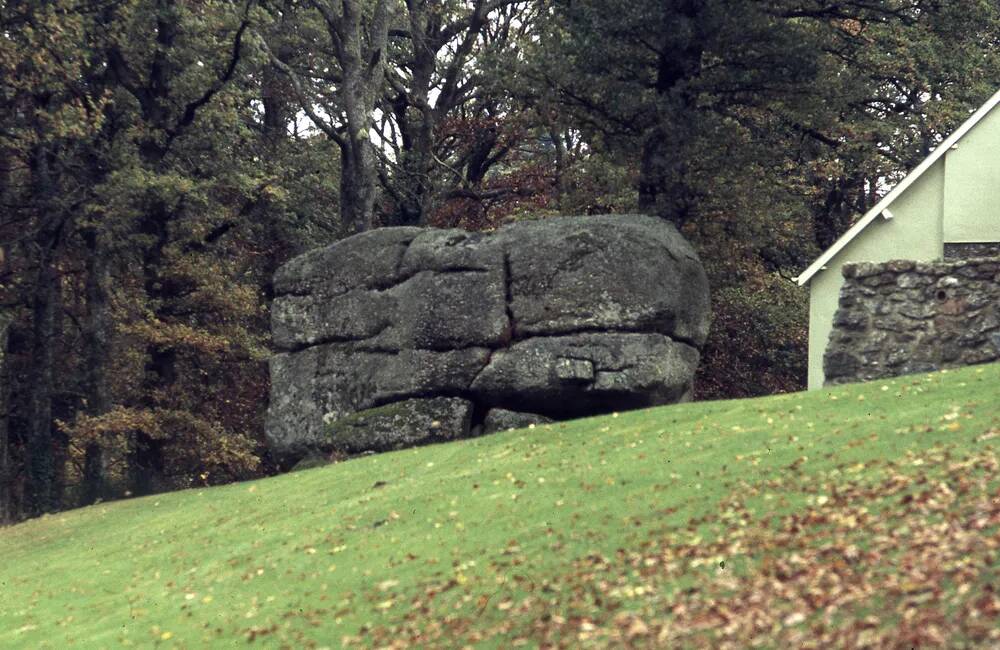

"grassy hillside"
[2,364,999,648]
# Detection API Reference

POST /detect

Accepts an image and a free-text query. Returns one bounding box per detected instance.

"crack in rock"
[502,250,518,340]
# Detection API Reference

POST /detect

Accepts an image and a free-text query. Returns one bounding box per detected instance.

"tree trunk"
[391,114,435,227]
[24,144,65,517]
[638,123,691,226]
[637,0,705,228]
[25,237,61,516]
[125,132,173,497]
[550,125,567,210]
[340,135,378,233]
[0,310,14,524]
[261,68,291,144]
[80,228,112,504]
[131,195,172,497]
[261,35,294,147]
[336,0,390,232]
[387,44,436,227]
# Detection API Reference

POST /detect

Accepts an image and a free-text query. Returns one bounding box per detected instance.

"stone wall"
[944,243,1000,259]
[824,257,1000,385]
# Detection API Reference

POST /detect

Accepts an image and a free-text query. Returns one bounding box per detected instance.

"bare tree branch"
[263,40,348,148]
[167,1,255,141]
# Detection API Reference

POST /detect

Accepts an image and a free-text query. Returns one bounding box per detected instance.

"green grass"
[2,364,999,648]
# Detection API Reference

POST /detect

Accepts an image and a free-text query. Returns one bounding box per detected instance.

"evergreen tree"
[524,0,1000,397]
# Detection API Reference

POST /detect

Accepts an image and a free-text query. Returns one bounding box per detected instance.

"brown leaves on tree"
[60,406,260,490]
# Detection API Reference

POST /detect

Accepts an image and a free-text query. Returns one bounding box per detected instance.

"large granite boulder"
[267,214,710,466]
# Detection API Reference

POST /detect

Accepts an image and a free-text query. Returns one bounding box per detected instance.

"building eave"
[795,88,1000,286]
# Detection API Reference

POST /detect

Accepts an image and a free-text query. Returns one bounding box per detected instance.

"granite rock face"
[267,214,710,465]
[325,397,474,454]
[482,409,554,435]
[825,257,1000,385]
[469,333,700,416]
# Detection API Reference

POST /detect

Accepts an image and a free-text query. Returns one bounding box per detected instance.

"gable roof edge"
[795,88,1000,286]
